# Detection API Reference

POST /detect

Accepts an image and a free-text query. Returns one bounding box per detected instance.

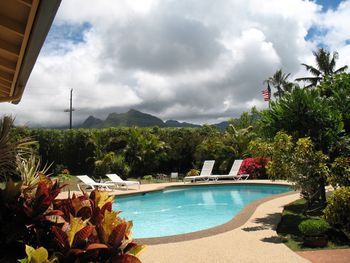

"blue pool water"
[112,184,291,238]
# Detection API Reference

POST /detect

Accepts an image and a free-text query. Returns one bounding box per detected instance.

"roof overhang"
[0,0,61,104]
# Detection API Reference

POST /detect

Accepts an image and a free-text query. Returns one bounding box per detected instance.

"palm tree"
[296,48,348,88]
[264,69,292,99]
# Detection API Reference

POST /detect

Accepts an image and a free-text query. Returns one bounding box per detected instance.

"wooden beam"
[0,79,11,88]
[0,39,20,57]
[0,88,9,96]
[0,15,26,37]
[17,0,33,7]
[0,57,16,72]
[10,0,39,96]
[0,71,13,82]
[0,82,11,91]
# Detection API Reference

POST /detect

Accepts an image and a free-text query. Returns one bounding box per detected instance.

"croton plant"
[0,175,145,262]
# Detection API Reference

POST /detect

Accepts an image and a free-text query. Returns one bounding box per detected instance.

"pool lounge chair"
[183,160,217,183]
[106,174,140,190]
[77,175,115,191]
[170,172,178,181]
[214,159,249,180]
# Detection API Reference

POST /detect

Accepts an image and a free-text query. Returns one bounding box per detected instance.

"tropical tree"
[124,128,167,178]
[296,48,348,88]
[264,69,293,99]
[266,132,329,212]
[260,88,343,154]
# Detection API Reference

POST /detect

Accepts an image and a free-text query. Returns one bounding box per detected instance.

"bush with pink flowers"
[239,157,269,179]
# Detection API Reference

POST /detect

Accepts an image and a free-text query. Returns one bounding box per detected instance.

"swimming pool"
[112,184,291,238]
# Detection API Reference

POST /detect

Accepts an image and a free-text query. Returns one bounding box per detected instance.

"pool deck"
[58,180,311,262]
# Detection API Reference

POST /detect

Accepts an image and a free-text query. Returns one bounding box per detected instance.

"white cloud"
[1,0,349,127]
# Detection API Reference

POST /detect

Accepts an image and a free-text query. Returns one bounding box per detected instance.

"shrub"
[323,187,350,232]
[298,219,329,236]
[143,175,153,180]
[186,169,199,177]
[240,157,269,179]
[328,157,350,187]
[0,175,144,262]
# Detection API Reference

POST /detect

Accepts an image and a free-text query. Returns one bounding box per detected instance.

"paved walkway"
[297,249,350,263]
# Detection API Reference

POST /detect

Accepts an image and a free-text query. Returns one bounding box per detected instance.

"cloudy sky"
[1,0,350,127]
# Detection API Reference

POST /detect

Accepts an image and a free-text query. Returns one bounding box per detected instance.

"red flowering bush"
[239,157,269,179]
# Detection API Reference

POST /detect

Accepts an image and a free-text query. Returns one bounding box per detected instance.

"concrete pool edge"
[129,182,296,245]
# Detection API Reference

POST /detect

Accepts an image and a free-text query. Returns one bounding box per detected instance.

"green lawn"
[277,198,350,251]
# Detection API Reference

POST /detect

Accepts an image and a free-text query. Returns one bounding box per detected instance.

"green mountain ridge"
[80,109,228,130]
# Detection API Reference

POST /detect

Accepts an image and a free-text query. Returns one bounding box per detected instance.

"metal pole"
[69,89,73,129]
[64,89,75,129]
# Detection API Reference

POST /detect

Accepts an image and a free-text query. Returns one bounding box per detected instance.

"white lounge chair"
[170,172,178,181]
[77,175,115,191]
[106,174,140,190]
[214,159,250,180]
[183,160,217,183]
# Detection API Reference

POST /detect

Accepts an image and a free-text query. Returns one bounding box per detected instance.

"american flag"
[261,83,271,101]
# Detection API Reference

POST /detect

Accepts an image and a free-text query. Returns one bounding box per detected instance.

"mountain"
[82,116,103,128]
[165,120,201,128]
[104,109,165,127]
[80,109,229,130]
[212,121,229,132]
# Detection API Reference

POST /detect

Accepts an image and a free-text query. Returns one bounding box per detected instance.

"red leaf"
[86,243,108,251]
[101,201,112,213]
[110,254,142,263]
[124,242,138,253]
[35,181,49,199]
[108,222,127,248]
[52,225,69,248]
[73,225,95,247]
[69,248,85,255]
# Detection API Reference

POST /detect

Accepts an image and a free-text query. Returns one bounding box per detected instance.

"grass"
[277,198,350,251]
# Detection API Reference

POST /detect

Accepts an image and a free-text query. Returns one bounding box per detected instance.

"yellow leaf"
[101,210,123,238]
[94,191,114,208]
[67,215,88,247]
[128,244,146,256]
[24,245,50,263]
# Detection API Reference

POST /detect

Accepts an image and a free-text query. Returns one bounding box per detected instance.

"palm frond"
[301,63,321,77]
[334,65,348,74]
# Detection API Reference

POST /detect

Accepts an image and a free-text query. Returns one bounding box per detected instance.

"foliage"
[143,175,153,180]
[264,69,294,98]
[16,152,52,192]
[0,116,33,182]
[0,178,63,262]
[323,187,350,232]
[266,132,329,212]
[186,169,199,177]
[0,176,144,262]
[319,73,350,136]
[18,245,58,263]
[296,48,348,88]
[52,190,145,262]
[240,157,269,179]
[248,139,273,158]
[298,219,329,236]
[277,198,350,251]
[328,157,350,187]
[260,88,343,154]
[9,120,255,180]
[124,128,167,178]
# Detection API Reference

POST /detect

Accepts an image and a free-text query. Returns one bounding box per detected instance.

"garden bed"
[277,198,350,251]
